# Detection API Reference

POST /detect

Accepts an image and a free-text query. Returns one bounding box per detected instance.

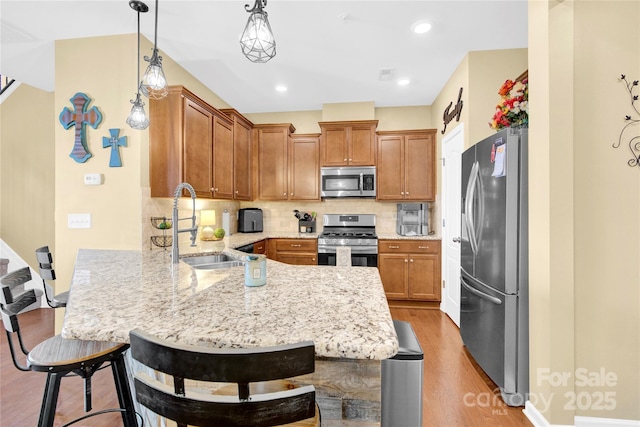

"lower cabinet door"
[408,254,440,301]
[378,254,408,299]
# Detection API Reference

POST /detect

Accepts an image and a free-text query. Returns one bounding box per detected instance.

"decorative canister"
[244,254,266,287]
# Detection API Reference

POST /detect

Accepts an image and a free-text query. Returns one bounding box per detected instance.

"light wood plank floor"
[1,308,531,426]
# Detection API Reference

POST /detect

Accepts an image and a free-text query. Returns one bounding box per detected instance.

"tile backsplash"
[142,187,440,249]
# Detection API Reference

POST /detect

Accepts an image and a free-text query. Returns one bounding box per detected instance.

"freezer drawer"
[460,270,518,395]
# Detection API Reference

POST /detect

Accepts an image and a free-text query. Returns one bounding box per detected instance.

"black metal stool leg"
[38,372,62,427]
[111,353,138,427]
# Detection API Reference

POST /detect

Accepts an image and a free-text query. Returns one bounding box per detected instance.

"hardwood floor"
[389,307,531,427]
[0,308,531,426]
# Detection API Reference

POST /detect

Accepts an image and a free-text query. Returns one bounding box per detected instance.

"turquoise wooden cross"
[102,129,127,167]
[59,92,103,163]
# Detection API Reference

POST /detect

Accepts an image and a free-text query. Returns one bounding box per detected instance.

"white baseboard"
[524,401,640,427]
[575,416,640,427]
[0,239,48,309]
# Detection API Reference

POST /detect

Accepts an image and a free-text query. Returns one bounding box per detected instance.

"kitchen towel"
[336,246,352,266]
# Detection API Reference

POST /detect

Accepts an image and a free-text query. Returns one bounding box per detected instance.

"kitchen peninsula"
[62,246,399,425]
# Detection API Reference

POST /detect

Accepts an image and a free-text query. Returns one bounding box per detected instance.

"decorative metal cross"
[102,129,127,167]
[59,92,103,163]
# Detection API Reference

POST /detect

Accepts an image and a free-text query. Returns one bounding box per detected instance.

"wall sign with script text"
[442,87,464,135]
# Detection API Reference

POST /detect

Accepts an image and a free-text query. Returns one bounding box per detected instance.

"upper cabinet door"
[321,126,348,166]
[404,132,435,201]
[183,98,214,199]
[289,134,320,201]
[348,123,377,166]
[212,115,234,199]
[256,125,292,200]
[376,134,405,200]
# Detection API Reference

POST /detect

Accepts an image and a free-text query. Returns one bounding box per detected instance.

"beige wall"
[529,0,640,423]
[0,84,55,267]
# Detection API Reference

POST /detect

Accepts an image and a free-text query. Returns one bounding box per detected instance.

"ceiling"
[0,1,528,114]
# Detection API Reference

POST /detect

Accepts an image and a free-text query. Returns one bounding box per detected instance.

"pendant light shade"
[127,0,150,130]
[141,49,168,99]
[240,0,276,63]
[141,0,168,99]
[126,93,150,130]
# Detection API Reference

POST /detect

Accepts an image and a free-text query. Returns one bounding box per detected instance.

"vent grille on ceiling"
[379,69,395,81]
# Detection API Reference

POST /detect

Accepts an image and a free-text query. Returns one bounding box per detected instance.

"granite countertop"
[62,248,398,360]
[183,232,441,256]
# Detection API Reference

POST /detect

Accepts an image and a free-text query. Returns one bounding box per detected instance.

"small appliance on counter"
[237,208,263,233]
[396,203,429,236]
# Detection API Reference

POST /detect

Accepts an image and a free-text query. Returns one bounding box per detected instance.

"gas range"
[317,214,378,253]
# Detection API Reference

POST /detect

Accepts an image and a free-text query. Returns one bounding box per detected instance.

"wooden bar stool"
[0,266,138,427]
[130,328,321,427]
[35,246,69,308]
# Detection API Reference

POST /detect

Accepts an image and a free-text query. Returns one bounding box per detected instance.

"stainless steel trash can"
[381,320,424,427]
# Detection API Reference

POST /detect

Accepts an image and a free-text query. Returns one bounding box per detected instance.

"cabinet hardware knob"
[410,259,414,262]
[210,188,215,191]
[290,193,294,196]
[343,158,348,161]
[214,188,218,192]
[349,158,353,161]
[405,259,408,263]
[406,192,409,195]
[283,192,287,196]
[388,245,400,249]
[312,258,316,261]
[235,190,238,194]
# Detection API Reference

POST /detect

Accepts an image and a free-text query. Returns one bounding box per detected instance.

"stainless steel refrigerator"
[460,127,528,406]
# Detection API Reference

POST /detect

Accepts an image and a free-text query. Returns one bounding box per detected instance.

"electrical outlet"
[68,213,91,229]
[84,173,102,185]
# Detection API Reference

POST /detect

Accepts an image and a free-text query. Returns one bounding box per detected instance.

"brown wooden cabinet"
[221,109,253,201]
[149,86,234,199]
[253,239,267,255]
[378,239,441,302]
[266,239,317,265]
[377,129,436,201]
[254,124,320,201]
[319,120,378,166]
[289,134,320,200]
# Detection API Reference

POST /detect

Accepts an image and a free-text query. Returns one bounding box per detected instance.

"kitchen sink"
[181,254,244,270]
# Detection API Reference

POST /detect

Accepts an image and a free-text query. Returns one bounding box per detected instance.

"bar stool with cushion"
[129,328,321,427]
[0,266,138,427]
[35,246,69,308]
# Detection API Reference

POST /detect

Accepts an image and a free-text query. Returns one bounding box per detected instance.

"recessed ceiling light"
[397,79,410,86]
[412,21,432,34]
[275,85,287,92]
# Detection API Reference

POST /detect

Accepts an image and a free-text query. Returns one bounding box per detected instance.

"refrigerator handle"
[461,278,502,305]
[465,161,479,254]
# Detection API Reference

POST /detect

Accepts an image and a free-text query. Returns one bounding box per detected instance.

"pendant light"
[240,0,276,63]
[127,0,150,130]
[140,0,169,99]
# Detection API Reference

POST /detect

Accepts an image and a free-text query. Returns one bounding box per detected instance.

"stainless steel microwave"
[320,166,376,198]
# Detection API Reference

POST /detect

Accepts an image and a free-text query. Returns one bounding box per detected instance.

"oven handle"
[318,245,378,255]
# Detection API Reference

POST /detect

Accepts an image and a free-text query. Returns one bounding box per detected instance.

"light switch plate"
[68,213,91,229]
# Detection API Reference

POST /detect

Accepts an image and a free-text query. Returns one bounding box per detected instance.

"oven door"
[317,246,378,267]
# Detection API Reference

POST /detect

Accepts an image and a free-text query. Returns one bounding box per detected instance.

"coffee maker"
[396,203,429,236]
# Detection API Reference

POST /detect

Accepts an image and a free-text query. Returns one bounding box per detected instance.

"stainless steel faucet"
[172,182,198,263]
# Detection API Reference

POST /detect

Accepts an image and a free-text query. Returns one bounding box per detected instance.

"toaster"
[237,208,263,233]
